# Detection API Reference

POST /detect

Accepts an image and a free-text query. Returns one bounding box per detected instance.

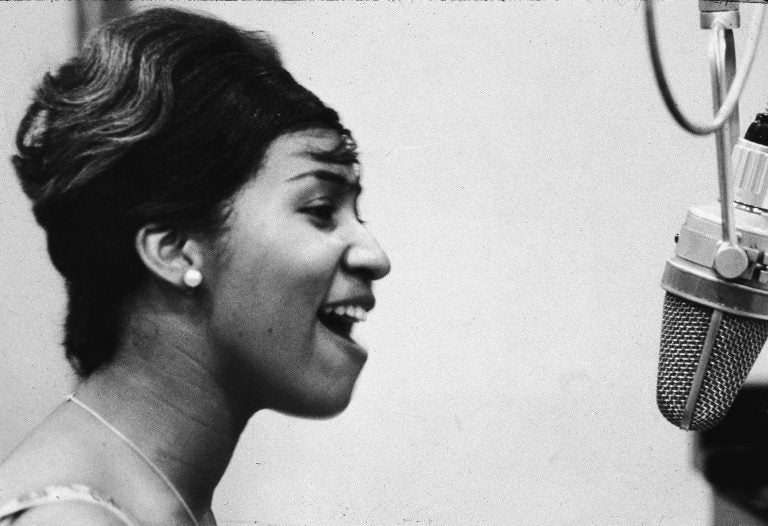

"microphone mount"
[647,1,766,281]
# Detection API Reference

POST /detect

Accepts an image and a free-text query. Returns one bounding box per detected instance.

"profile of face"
[203,128,390,417]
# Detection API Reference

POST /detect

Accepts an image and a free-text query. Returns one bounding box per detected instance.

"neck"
[74,306,252,519]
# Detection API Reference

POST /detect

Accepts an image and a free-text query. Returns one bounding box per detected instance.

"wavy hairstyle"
[12,8,354,376]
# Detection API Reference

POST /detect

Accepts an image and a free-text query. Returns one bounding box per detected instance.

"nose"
[343,225,391,281]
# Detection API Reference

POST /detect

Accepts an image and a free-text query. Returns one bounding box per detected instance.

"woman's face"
[205,128,390,417]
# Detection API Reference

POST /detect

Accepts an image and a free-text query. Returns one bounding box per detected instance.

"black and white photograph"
[3,1,768,524]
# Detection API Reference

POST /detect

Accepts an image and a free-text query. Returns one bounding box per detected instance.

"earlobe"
[135,225,203,289]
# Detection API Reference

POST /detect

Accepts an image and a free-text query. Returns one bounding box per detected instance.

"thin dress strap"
[0,484,139,526]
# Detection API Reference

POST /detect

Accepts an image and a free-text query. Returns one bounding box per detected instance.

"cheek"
[207,236,340,359]
[203,223,356,410]
[244,231,344,304]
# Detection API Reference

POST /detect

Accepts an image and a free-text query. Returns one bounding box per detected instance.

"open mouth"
[317,305,367,341]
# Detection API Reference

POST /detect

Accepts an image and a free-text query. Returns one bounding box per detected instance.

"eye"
[301,200,338,226]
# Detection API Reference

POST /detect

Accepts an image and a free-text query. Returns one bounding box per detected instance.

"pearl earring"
[183,268,203,288]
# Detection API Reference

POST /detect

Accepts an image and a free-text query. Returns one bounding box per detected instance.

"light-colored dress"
[0,484,138,525]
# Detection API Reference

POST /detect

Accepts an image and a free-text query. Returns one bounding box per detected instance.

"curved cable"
[645,0,766,136]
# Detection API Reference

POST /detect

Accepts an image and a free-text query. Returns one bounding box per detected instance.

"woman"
[0,7,390,526]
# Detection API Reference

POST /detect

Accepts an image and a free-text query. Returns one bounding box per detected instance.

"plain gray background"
[4,1,768,524]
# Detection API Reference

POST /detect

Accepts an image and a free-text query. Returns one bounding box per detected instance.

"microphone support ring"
[662,257,768,321]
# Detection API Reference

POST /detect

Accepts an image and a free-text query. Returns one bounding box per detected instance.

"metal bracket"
[709,18,749,278]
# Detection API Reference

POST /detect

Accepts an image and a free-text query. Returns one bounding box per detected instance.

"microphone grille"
[657,293,768,431]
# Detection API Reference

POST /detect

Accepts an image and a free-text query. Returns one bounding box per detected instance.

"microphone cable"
[645,0,766,136]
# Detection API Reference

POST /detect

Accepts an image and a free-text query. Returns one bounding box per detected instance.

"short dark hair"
[12,8,353,376]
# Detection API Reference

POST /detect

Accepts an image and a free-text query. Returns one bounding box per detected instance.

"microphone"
[658,112,768,431]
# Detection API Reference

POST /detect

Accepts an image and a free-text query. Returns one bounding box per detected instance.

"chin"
[276,380,359,419]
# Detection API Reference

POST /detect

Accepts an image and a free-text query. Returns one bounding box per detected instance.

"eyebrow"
[289,170,362,194]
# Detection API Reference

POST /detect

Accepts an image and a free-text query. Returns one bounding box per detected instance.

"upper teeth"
[322,305,367,322]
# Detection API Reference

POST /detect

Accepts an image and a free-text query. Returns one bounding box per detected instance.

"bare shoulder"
[10,500,131,526]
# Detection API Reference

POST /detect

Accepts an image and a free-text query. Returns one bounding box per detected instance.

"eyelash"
[305,203,337,223]
[302,201,366,225]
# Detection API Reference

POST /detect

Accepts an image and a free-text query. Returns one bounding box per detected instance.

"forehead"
[278,128,350,155]
[258,129,360,184]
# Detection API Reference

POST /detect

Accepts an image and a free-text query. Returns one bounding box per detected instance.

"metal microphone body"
[659,131,768,431]
[650,2,768,431]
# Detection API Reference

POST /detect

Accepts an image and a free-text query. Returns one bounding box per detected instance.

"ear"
[135,224,204,289]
